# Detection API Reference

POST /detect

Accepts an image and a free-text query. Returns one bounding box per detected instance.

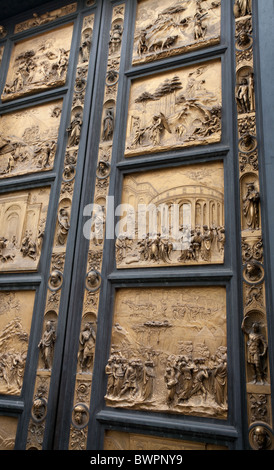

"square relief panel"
[1,23,74,102]
[133,0,221,65]
[0,100,63,178]
[0,291,35,396]
[105,286,228,419]
[125,59,222,157]
[116,160,225,268]
[0,186,51,272]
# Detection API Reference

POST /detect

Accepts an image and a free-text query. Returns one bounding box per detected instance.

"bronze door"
[0,0,273,451]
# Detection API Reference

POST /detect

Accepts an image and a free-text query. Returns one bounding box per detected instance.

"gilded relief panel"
[14,3,77,33]
[104,430,227,451]
[0,187,50,272]
[116,161,225,268]
[0,416,18,449]
[105,287,228,419]
[1,24,74,102]
[0,100,63,178]
[0,291,35,395]
[125,59,222,157]
[133,0,221,65]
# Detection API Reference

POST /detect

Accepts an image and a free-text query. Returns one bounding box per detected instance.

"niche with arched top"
[240,173,260,232]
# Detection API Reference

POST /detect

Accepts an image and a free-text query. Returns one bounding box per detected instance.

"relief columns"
[233,0,274,450]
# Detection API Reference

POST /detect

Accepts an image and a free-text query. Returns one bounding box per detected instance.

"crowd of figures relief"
[105,287,227,419]
[0,292,34,396]
[105,342,227,419]
[1,24,73,101]
[0,102,62,179]
[116,224,225,268]
[116,162,225,268]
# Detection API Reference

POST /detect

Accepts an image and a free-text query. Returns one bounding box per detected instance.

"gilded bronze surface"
[233,0,274,445]
[116,161,225,268]
[23,12,96,451]
[69,5,126,451]
[14,3,77,33]
[2,24,74,102]
[0,291,35,395]
[105,287,227,419]
[0,46,4,68]
[133,0,221,65]
[0,101,63,178]
[0,187,51,272]
[0,416,18,450]
[125,60,222,156]
[104,430,227,451]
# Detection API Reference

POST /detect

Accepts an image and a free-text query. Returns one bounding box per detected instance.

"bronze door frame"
[0,0,273,451]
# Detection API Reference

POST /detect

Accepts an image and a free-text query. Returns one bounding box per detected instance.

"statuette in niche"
[247,322,267,384]
[78,322,96,372]
[57,207,70,246]
[236,72,255,114]
[133,0,221,65]
[109,23,123,54]
[242,317,268,385]
[38,320,56,370]
[1,25,73,102]
[234,0,252,18]
[243,182,260,231]
[102,108,115,141]
[67,112,83,148]
[80,28,92,63]
[125,61,222,156]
